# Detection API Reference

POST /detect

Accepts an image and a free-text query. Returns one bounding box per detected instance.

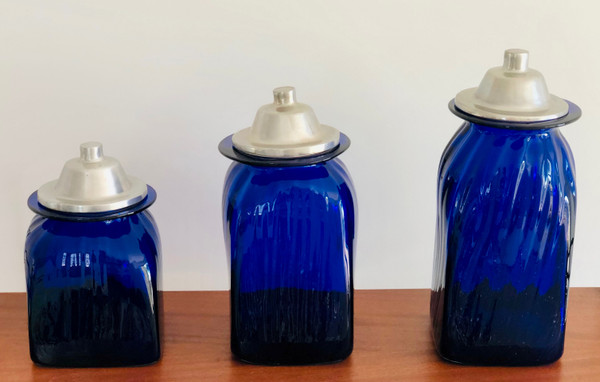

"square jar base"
[435,343,564,366]
[232,339,353,365]
[30,340,160,367]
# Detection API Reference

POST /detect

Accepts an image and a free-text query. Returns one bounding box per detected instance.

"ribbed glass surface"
[431,122,576,365]
[25,211,161,367]
[223,159,356,365]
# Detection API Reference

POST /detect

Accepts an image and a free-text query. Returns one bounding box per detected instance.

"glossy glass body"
[223,158,356,365]
[25,211,161,367]
[431,122,576,365]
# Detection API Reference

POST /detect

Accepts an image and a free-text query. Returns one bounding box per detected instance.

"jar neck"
[470,122,556,136]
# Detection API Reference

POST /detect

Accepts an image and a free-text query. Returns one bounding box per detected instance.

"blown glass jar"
[222,157,356,364]
[25,190,162,367]
[431,121,576,365]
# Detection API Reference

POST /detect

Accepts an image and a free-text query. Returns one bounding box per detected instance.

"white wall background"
[1,0,598,292]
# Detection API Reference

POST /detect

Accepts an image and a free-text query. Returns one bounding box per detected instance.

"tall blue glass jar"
[431,50,581,366]
[25,142,162,367]
[219,87,356,365]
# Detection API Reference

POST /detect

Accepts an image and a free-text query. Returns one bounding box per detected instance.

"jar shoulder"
[25,211,161,259]
[224,159,356,204]
[439,123,575,179]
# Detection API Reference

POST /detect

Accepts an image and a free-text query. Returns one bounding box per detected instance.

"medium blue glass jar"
[25,142,162,367]
[431,50,581,366]
[219,87,357,365]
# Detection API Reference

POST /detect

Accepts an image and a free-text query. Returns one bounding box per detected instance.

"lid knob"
[503,49,529,73]
[273,86,297,105]
[80,141,104,163]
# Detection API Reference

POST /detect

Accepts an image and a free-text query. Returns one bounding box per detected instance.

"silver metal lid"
[232,86,340,158]
[454,49,569,122]
[37,142,148,213]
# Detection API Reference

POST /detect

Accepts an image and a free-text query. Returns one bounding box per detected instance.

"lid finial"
[273,86,296,105]
[503,49,529,73]
[80,142,104,163]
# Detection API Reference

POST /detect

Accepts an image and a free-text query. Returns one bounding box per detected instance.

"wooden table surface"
[1,289,600,381]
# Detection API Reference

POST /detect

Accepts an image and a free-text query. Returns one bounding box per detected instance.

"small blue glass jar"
[219,87,357,365]
[431,50,581,366]
[25,142,162,367]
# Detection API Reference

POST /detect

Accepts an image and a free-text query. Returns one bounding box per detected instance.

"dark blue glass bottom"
[29,284,160,367]
[231,288,353,365]
[431,281,564,366]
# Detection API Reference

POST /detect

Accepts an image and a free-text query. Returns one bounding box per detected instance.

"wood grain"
[1,289,599,381]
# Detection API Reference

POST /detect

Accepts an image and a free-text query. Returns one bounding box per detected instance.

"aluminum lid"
[37,142,148,213]
[232,86,341,158]
[454,49,569,122]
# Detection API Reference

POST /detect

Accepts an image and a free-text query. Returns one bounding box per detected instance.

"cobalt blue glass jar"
[25,142,162,367]
[431,50,581,366]
[219,87,356,365]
